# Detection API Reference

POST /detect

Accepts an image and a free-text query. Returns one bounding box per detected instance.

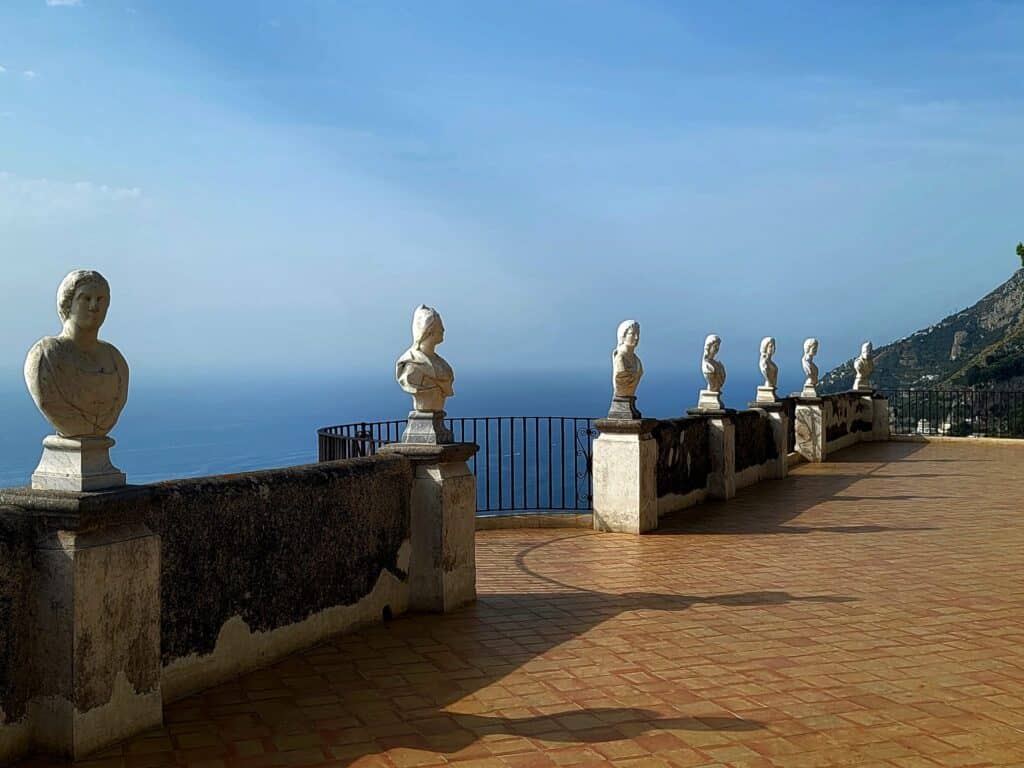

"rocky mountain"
[822,269,1024,391]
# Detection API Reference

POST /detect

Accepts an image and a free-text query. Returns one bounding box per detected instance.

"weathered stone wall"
[0,511,33,753]
[824,393,874,452]
[652,417,710,515]
[146,455,413,701]
[733,410,778,473]
[0,453,414,762]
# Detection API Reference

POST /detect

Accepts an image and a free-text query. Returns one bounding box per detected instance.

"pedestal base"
[401,411,454,445]
[32,435,126,492]
[696,389,724,410]
[379,443,477,612]
[755,386,778,404]
[795,401,826,462]
[607,395,641,419]
[592,420,658,534]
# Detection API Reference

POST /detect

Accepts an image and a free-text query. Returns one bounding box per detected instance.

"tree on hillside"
[1018,241,1024,268]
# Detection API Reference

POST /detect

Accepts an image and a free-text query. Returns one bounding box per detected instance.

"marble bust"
[853,341,874,391]
[396,305,455,443]
[756,336,779,403]
[696,334,727,410]
[607,319,643,419]
[801,338,820,398]
[24,270,129,489]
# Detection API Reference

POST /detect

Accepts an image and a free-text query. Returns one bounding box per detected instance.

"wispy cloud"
[0,172,144,220]
[0,65,6,74]
[22,70,38,80]
[45,0,82,6]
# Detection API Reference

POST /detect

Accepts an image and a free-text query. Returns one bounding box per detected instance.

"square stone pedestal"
[400,411,454,445]
[793,397,826,462]
[749,401,789,479]
[870,392,890,441]
[592,419,658,534]
[31,435,126,492]
[0,486,161,760]
[687,409,737,499]
[379,443,478,612]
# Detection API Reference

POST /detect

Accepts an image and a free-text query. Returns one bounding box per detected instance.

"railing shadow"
[656,440,951,536]
[298,586,854,764]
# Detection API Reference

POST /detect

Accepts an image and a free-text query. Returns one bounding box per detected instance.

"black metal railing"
[883,389,1024,438]
[318,417,597,515]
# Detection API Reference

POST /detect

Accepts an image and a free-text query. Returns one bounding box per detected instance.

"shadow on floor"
[655,441,949,536]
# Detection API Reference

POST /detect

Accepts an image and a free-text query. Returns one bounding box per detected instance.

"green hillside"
[822,269,1024,392]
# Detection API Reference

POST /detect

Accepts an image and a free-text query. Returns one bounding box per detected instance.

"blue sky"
[2,0,1023,388]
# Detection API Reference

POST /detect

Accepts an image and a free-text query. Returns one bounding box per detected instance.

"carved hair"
[760,336,775,356]
[704,334,721,357]
[57,269,110,323]
[861,341,873,356]
[617,319,640,345]
[803,337,819,356]
[411,304,443,349]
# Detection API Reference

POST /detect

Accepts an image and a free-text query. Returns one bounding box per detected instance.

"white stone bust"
[24,270,129,438]
[396,305,455,413]
[702,334,726,393]
[612,320,643,398]
[802,337,820,395]
[759,336,778,390]
[854,341,874,390]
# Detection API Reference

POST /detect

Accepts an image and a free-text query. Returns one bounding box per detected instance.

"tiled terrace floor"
[28,440,1024,767]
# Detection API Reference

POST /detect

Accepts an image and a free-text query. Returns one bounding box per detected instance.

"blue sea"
[0,368,794,488]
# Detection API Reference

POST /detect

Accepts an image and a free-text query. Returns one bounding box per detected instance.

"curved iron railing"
[318,417,597,515]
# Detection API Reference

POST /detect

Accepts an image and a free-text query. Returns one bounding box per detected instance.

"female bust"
[802,337,820,395]
[759,336,778,390]
[612,320,643,398]
[396,305,455,413]
[854,341,874,390]
[702,334,726,393]
[24,270,129,438]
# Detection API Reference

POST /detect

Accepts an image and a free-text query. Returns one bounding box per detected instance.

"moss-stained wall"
[826,393,874,445]
[0,511,33,725]
[733,411,778,472]
[143,454,413,668]
[652,417,710,499]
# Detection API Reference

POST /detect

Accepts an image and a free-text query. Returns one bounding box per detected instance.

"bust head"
[58,269,111,335]
[804,338,819,358]
[860,341,873,358]
[617,319,640,349]
[411,305,444,351]
[704,334,721,359]
[760,336,776,358]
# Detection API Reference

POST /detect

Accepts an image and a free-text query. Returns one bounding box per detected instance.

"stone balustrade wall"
[0,454,417,763]
[824,392,875,452]
[652,417,711,516]
[733,409,780,488]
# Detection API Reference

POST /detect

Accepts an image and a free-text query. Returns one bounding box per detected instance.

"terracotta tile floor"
[26,441,1024,767]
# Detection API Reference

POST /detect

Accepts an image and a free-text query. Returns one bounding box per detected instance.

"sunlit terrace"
[24,439,1024,768]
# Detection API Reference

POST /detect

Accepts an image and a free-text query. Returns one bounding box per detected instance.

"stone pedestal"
[794,397,826,462]
[749,402,788,479]
[591,419,658,534]
[400,411,454,445]
[687,409,736,499]
[0,486,161,760]
[31,436,125,492]
[379,443,477,612]
[696,389,724,410]
[755,386,778,404]
[607,395,641,420]
[871,393,890,441]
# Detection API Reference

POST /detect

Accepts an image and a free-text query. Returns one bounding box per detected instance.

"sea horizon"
[0,366,807,488]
